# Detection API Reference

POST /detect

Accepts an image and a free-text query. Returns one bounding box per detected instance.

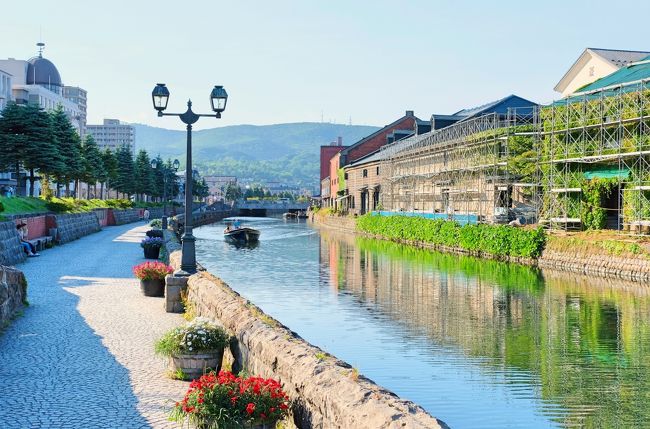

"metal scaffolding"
[378,108,539,224]
[539,80,650,233]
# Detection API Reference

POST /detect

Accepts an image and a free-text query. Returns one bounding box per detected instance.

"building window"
[344,172,348,180]
[376,166,380,175]
[362,169,368,178]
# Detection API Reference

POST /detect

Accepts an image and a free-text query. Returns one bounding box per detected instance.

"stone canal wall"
[112,209,141,225]
[539,247,650,282]
[310,212,357,233]
[171,211,231,234]
[52,213,101,244]
[169,250,448,429]
[0,265,26,327]
[0,222,26,266]
[311,214,650,283]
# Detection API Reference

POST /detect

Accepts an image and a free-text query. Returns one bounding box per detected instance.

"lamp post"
[152,83,228,275]
[151,158,180,230]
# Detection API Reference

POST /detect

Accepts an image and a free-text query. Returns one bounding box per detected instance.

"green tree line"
[0,102,181,201]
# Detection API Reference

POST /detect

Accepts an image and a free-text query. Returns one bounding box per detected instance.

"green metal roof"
[576,55,650,93]
[553,55,650,105]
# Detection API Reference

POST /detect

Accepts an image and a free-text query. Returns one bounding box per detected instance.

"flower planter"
[170,349,225,380]
[140,279,165,297]
[143,246,161,259]
[196,419,277,429]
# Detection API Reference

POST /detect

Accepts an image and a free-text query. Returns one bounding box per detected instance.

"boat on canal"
[223,225,261,243]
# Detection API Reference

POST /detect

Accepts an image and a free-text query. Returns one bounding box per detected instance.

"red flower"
[246,403,256,415]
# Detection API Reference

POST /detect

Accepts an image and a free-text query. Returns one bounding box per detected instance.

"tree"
[224,183,242,202]
[114,145,135,198]
[100,148,118,199]
[50,106,82,197]
[164,158,181,201]
[192,177,209,200]
[0,102,30,196]
[0,103,64,197]
[21,104,64,197]
[150,155,165,201]
[81,135,104,199]
[133,149,154,201]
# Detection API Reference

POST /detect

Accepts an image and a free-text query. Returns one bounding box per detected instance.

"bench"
[26,236,53,251]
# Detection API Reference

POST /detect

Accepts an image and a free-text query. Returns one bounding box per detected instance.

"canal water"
[194,217,650,429]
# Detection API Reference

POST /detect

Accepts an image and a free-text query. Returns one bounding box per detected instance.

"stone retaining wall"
[53,213,101,244]
[0,222,27,266]
[310,213,356,233]
[169,250,448,429]
[171,211,231,235]
[112,209,141,225]
[539,250,650,282]
[0,265,26,327]
[147,207,164,219]
[311,214,650,283]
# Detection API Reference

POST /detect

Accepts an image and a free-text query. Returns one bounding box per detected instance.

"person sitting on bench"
[17,223,39,257]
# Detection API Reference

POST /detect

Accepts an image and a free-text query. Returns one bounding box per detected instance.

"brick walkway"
[0,223,188,428]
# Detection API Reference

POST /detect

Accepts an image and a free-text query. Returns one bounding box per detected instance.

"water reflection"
[195,219,650,428]
[320,229,650,428]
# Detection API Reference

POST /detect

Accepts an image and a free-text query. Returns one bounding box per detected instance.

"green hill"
[133,122,379,188]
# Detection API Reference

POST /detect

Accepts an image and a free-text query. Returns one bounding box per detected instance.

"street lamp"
[151,157,180,231]
[152,83,228,275]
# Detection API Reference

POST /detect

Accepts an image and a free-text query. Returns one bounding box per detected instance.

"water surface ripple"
[195,218,650,429]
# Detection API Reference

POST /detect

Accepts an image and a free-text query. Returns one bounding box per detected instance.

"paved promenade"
[0,223,187,428]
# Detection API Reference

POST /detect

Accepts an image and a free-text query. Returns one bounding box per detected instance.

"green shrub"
[0,201,4,213]
[356,214,546,258]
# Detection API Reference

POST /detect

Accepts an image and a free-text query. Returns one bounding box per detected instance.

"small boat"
[283,212,298,219]
[224,226,261,243]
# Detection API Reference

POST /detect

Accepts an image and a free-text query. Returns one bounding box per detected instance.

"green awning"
[583,167,630,180]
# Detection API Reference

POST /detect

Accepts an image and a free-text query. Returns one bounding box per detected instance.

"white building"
[554,48,650,97]
[0,44,87,196]
[203,175,237,204]
[63,86,88,135]
[0,68,11,111]
[0,50,84,131]
[0,69,14,189]
[86,119,136,153]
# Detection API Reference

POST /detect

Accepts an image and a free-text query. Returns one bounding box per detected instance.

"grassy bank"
[356,214,546,258]
[546,231,650,259]
[0,196,169,216]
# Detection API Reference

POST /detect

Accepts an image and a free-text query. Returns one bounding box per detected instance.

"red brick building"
[339,111,418,166]
[329,111,421,211]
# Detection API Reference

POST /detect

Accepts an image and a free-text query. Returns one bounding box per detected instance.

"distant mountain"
[132,122,379,188]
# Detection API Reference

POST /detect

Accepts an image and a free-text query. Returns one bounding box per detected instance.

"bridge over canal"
[233,200,309,217]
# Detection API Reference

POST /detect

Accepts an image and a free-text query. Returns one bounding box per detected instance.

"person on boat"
[233,219,241,229]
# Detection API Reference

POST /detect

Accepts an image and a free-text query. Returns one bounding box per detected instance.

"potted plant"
[155,318,230,381]
[141,236,164,259]
[133,261,173,297]
[170,370,290,429]
[146,229,164,238]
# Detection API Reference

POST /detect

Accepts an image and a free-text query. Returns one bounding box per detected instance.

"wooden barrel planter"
[140,279,165,297]
[143,246,161,259]
[170,349,225,380]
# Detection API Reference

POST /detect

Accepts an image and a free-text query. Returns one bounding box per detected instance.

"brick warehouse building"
[329,111,420,211]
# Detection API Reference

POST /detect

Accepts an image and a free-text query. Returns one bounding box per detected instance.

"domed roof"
[26,56,62,87]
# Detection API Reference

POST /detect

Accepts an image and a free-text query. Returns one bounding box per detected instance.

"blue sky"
[2,0,650,130]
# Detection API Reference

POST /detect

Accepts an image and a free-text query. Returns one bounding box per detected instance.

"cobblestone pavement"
[0,223,188,428]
